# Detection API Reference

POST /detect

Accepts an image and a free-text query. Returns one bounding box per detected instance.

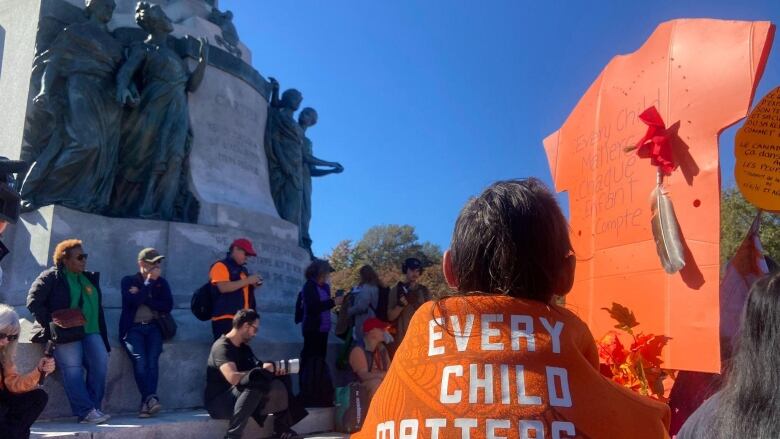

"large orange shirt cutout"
[544,19,774,373]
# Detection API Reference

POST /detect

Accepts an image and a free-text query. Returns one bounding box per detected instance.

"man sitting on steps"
[205,309,307,439]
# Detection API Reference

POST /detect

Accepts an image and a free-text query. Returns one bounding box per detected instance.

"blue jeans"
[52,333,109,418]
[123,323,163,404]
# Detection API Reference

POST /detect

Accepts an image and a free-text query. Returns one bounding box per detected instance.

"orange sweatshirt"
[353,295,670,439]
[1,360,42,394]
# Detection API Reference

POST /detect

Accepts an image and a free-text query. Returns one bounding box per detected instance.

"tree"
[720,186,780,267]
[324,225,450,296]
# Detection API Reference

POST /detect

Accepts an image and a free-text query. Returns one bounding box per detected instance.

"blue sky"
[223,0,780,258]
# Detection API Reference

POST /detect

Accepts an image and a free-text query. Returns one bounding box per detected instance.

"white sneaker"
[79,408,111,424]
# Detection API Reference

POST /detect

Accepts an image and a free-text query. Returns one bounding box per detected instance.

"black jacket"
[26,266,111,352]
[301,279,335,333]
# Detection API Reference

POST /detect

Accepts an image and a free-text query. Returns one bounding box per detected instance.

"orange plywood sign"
[735,86,780,212]
[544,19,774,373]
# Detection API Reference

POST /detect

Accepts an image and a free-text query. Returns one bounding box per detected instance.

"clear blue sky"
[223,0,780,259]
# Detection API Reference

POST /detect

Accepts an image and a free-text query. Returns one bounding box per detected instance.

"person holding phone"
[119,248,173,418]
[386,258,430,356]
[205,309,307,439]
[208,239,262,339]
[0,304,55,439]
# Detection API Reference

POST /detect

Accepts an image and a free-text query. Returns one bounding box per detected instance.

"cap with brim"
[231,238,257,257]
[138,248,165,263]
[404,257,423,271]
[363,317,390,334]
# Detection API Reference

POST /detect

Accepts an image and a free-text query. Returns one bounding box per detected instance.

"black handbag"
[156,313,177,341]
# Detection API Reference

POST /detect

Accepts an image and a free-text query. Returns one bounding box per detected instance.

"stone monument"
[0,0,313,419]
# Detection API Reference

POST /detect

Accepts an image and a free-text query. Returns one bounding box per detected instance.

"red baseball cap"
[231,238,257,256]
[363,317,390,334]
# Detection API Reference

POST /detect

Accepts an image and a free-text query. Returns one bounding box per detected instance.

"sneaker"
[80,408,111,424]
[145,396,162,416]
[138,401,151,419]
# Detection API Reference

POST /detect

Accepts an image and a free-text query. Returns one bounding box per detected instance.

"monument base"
[1,205,318,418]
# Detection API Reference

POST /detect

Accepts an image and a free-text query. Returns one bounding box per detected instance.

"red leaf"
[598,331,628,365]
[630,334,671,367]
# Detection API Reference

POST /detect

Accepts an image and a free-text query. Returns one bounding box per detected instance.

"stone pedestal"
[0,0,321,419]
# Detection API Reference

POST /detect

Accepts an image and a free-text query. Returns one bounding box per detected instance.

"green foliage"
[720,186,780,267]
[325,225,450,296]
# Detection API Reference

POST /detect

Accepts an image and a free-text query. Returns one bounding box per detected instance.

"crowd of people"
[0,178,778,438]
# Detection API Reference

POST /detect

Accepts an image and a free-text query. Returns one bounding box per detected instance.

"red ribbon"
[633,106,676,176]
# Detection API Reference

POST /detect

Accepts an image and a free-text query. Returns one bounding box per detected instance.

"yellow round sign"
[735,86,780,211]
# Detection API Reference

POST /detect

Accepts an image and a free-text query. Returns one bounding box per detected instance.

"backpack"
[294,290,304,324]
[334,291,355,340]
[334,345,376,433]
[191,281,215,321]
[334,382,365,433]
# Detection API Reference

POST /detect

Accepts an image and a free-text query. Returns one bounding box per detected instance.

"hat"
[231,238,257,256]
[402,257,423,273]
[363,317,390,334]
[138,248,165,263]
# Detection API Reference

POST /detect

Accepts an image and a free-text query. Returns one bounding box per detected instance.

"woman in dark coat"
[26,239,111,424]
[297,259,343,406]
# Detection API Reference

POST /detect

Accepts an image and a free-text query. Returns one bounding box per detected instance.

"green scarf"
[64,270,100,334]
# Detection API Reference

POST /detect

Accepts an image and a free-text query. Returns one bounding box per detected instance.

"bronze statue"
[207,8,241,58]
[265,78,305,226]
[298,107,343,257]
[109,2,207,222]
[20,0,125,214]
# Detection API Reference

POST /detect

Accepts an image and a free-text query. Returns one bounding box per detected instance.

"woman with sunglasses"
[0,304,55,438]
[118,248,173,418]
[27,239,111,424]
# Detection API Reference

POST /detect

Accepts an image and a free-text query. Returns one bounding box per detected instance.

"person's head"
[298,107,318,129]
[280,89,303,111]
[402,258,424,284]
[137,247,165,276]
[715,272,780,438]
[54,239,88,273]
[85,0,116,23]
[229,238,257,265]
[363,318,389,345]
[305,259,332,285]
[0,304,20,367]
[231,309,260,344]
[442,178,574,303]
[135,1,174,34]
[359,265,380,287]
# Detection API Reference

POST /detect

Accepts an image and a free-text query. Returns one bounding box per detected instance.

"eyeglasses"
[76,254,88,261]
[0,333,19,342]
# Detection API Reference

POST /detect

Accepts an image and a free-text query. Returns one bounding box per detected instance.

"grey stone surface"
[188,64,278,219]
[31,408,341,438]
[0,0,41,159]
[0,205,306,311]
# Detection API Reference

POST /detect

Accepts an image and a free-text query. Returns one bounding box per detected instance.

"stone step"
[30,408,345,439]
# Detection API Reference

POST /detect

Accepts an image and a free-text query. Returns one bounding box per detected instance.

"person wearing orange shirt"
[353,179,670,439]
[0,304,55,438]
[209,238,262,339]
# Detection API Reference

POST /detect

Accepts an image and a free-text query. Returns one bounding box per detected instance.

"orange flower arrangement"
[597,303,674,401]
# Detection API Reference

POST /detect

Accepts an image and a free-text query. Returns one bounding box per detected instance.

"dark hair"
[359,265,381,287]
[232,309,260,329]
[402,258,424,274]
[447,178,572,303]
[713,272,780,438]
[305,259,332,282]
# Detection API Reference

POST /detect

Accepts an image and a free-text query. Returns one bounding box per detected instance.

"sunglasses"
[0,333,19,342]
[76,254,88,261]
